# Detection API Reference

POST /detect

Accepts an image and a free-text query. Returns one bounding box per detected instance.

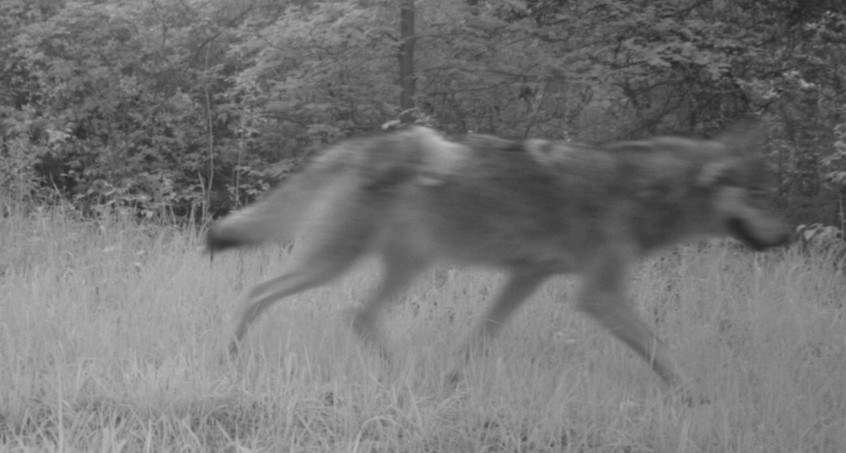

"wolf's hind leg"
[350,247,429,360]
[228,235,368,356]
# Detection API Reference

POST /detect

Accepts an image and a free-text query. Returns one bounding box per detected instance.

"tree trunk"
[398,0,416,120]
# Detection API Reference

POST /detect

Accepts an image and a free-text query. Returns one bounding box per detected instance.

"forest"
[1,0,845,229]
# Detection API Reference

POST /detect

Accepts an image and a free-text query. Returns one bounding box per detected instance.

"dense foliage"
[1,0,845,227]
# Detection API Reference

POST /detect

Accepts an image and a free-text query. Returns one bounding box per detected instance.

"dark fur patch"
[728,217,788,251]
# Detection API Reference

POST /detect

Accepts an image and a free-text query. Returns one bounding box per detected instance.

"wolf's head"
[695,124,790,251]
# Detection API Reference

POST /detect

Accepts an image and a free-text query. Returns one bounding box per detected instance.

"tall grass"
[1,210,844,452]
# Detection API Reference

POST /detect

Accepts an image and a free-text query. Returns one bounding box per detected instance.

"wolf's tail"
[205,127,459,255]
[205,152,345,255]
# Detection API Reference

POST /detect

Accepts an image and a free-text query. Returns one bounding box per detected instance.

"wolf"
[206,124,789,389]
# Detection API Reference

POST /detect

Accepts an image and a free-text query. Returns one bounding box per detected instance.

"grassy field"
[1,209,844,452]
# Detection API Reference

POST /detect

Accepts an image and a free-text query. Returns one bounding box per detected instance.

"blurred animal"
[207,124,790,390]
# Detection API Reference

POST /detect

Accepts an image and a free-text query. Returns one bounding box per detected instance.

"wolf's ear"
[715,119,767,153]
